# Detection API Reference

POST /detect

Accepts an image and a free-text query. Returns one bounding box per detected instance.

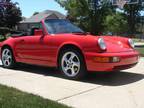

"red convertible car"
[0,19,139,79]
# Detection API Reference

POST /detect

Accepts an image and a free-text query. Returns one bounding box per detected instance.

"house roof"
[20,10,66,23]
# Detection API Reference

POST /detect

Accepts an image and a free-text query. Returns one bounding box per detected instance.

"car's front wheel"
[1,47,15,68]
[59,49,87,80]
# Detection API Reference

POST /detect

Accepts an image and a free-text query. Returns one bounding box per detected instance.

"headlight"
[98,38,106,50]
[128,39,135,48]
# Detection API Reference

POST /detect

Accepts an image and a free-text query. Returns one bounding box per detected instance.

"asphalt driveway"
[0,58,144,108]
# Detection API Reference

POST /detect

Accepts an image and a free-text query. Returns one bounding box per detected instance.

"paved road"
[0,59,144,108]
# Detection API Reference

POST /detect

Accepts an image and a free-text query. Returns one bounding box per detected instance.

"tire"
[1,47,16,68]
[58,48,87,80]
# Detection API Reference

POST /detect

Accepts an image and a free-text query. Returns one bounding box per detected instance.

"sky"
[11,0,144,17]
[12,0,67,18]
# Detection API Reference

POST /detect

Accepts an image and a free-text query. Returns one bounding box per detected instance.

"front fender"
[56,41,86,67]
[57,41,84,57]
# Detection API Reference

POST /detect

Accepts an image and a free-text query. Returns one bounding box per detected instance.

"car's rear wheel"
[1,47,15,68]
[59,48,87,80]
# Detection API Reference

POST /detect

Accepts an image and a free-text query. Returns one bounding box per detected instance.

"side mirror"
[34,29,44,36]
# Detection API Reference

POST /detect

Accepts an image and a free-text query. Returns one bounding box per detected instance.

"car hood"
[100,36,133,53]
[72,34,133,53]
[57,34,134,53]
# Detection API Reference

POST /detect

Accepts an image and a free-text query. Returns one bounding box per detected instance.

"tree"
[55,0,115,35]
[0,0,22,28]
[104,12,128,35]
[22,16,26,21]
[33,12,39,16]
[124,3,144,35]
[56,0,144,36]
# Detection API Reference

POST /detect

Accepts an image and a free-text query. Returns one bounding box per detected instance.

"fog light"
[94,57,110,63]
[94,57,120,63]
[111,57,120,63]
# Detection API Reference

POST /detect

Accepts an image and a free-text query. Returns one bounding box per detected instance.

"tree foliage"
[0,0,22,28]
[55,0,144,36]
[55,0,115,35]
[104,13,128,35]
[33,12,39,16]
[124,4,144,35]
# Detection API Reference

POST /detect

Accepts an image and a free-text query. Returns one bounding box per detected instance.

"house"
[18,10,66,31]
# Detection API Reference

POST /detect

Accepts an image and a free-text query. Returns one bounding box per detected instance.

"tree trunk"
[127,5,136,36]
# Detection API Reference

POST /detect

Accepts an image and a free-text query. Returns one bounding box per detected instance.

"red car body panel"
[0,19,139,72]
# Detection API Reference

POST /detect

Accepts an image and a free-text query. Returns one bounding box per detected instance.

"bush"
[0,27,15,42]
[0,27,11,35]
[0,35,6,42]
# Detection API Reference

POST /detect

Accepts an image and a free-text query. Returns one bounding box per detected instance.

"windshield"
[45,19,84,34]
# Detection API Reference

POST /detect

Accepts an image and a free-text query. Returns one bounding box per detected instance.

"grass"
[132,38,144,43]
[131,38,144,56]
[135,47,144,56]
[133,38,140,42]
[0,84,71,108]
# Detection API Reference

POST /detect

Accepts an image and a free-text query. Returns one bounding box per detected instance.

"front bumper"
[85,51,139,72]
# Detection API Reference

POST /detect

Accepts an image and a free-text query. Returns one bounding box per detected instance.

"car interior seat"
[30,27,39,35]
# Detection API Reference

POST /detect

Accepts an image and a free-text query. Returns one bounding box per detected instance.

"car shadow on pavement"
[82,72,144,86]
[0,63,144,86]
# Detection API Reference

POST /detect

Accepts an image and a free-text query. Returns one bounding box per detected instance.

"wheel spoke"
[71,67,76,75]
[3,60,7,65]
[64,66,70,72]
[72,61,80,68]
[69,53,75,61]
[64,56,69,63]
[6,51,9,56]
[7,60,10,65]
[7,56,12,60]
[5,49,9,56]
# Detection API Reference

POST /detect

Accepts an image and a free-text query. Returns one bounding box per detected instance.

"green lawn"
[133,38,140,42]
[132,38,144,43]
[0,84,71,108]
[0,35,5,42]
[136,48,144,56]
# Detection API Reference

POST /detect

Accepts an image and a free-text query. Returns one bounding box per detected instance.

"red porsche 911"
[0,19,139,80]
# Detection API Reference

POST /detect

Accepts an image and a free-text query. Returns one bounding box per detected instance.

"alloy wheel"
[61,51,80,77]
[2,48,13,67]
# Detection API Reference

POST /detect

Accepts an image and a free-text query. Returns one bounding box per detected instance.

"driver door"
[15,29,51,63]
[15,36,41,59]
